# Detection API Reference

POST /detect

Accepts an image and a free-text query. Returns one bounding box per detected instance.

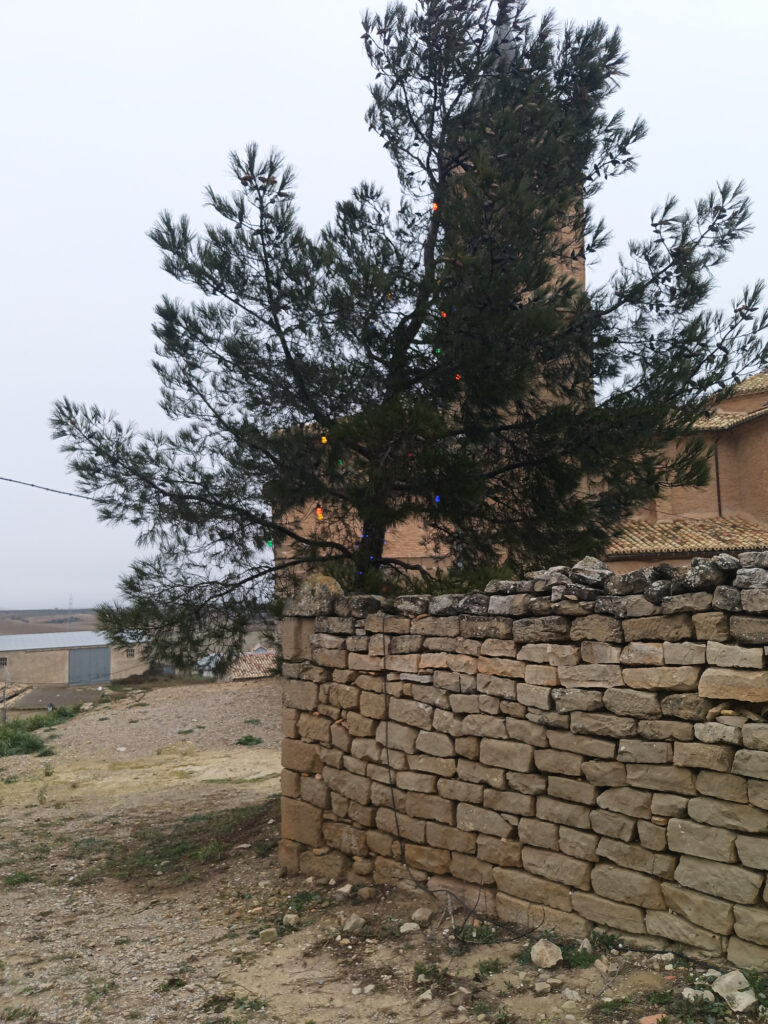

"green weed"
[0,707,79,757]
[244,718,261,725]
[412,961,454,993]
[475,957,503,979]
[235,734,262,746]
[3,871,37,887]
[84,979,117,1006]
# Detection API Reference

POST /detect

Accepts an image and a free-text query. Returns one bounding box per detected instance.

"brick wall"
[278,554,768,968]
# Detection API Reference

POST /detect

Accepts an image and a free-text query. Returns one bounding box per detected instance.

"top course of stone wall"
[278,553,768,969]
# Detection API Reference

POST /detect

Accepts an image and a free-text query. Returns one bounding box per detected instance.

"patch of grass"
[454,920,501,946]
[412,961,454,994]
[177,728,195,735]
[0,707,79,757]
[235,734,262,746]
[475,957,503,980]
[3,871,37,887]
[244,718,261,725]
[157,974,187,992]
[103,794,280,886]
[2,775,19,783]
[4,1009,39,1022]
[84,979,117,1006]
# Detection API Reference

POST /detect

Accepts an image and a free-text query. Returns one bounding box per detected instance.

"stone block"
[743,723,768,750]
[281,797,323,846]
[405,843,451,874]
[283,678,319,711]
[462,714,509,738]
[734,906,768,948]
[689,795,768,832]
[621,642,664,666]
[496,892,589,937]
[375,806,426,844]
[571,892,645,934]
[693,611,730,641]
[375,720,418,753]
[571,712,637,738]
[558,826,599,862]
[591,863,665,909]
[432,709,463,736]
[281,768,301,799]
[625,763,696,795]
[456,802,512,838]
[662,592,713,614]
[389,634,423,654]
[454,736,479,759]
[414,730,454,758]
[483,789,536,816]
[283,707,300,740]
[358,691,385,719]
[638,719,695,741]
[487,593,533,616]
[300,775,330,809]
[425,821,476,854]
[458,758,505,788]
[623,615,693,642]
[645,911,721,955]
[533,748,583,776]
[405,792,455,824]
[521,847,592,890]
[581,641,622,664]
[590,809,636,841]
[569,615,623,643]
[346,712,377,737]
[696,769,748,803]
[603,688,661,719]
[387,697,433,730]
[436,778,482,804]
[667,818,737,863]
[512,615,571,643]
[506,718,548,746]
[597,786,652,818]
[480,638,519,658]
[693,721,741,744]
[516,683,553,709]
[742,590,768,614]
[282,738,322,774]
[547,776,597,805]
[519,642,580,665]
[582,761,627,787]
[637,820,667,852]
[674,742,733,772]
[736,836,768,875]
[618,739,672,764]
[460,616,515,639]
[548,731,616,758]
[707,642,764,669]
[476,656,526,680]
[557,664,623,689]
[727,936,768,970]
[323,766,372,805]
[675,856,763,904]
[282,617,317,660]
[450,852,495,885]
[536,796,590,830]
[730,616,768,645]
[733,749,768,779]
[411,616,460,637]
[396,771,437,793]
[298,712,332,744]
[493,866,572,912]
[596,837,655,874]
[479,737,534,772]
[650,792,689,817]
[519,816,560,850]
[661,883,734,935]
[623,667,700,692]
[663,642,706,665]
[525,664,559,686]
[477,835,523,867]
[553,688,604,712]
[407,754,455,777]
[700,668,768,703]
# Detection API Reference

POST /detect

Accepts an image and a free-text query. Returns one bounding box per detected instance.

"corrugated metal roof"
[606,516,768,558]
[0,631,110,653]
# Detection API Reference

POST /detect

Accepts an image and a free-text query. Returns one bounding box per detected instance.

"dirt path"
[0,680,762,1024]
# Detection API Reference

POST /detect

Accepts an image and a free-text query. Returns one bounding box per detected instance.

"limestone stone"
[749,777,768,809]
[488,593,533,616]
[454,735,479,759]
[547,776,597,805]
[674,742,733,772]
[548,731,616,759]
[689,795,768,832]
[300,775,330,809]
[493,866,572,912]
[281,797,324,846]
[374,720,418,753]
[590,809,636,841]
[569,615,623,643]
[346,712,378,737]
[637,820,667,852]
[414,730,454,758]
[625,764,696,795]
[623,667,700,692]
[743,723,768,750]
[663,642,706,665]
[621,642,664,666]
[533,748,583,776]
[388,634,423,654]
[282,738,322,774]
[623,615,693,642]
[555,664,622,689]
[553,688,604,712]
[388,697,433,730]
[458,758,505,787]
[521,847,592,890]
[477,835,523,867]
[437,778,483,804]
[707,642,764,669]
[323,767,372,806]
[536,796,590,830]
[281,769,301,799]
[693,611,731,641]
[734,906,768,947]
[645,911,721,955]
[479,638,519,657]
[475,738,533,773]
[298,712,332,744]
[735,567,768,589]
[730,616,768,645]
[582,761,627,787]
[396,771,437,793]
[591,864,665,909]
[618,739,672,764]
[496,892,589,938]
[462,714,509,738]
[519,817,560,850]
[693,721,741,745]
[483,789,536,816]
[405,843,451,874]
[736,835,768,871]
[518,642,579,665]
[742,590,768,614]
[558,826,599,862]
[727,936,768,970]
[432,709,463,736]
[512,616,570,644]
[570,712,637,738]
[660,883,734,935]
[662,592,713,614]
[404,792,455,824]
[506,718,548,746]
[638,719,695,741]
[450,851,495,885]
[603,688,661,719]
[675,856,763,904]
[596,837,655,874]
[580,641,621,664]
[571,892,645,934]
[375,806,426,844]
[516,683,553,709]
[700,668,768,703]
[696,769,748,803]
[733,749,768,780]
[460,616,515,639]
[425,821,476,854]
[476,656,526,679]
[650,792,690,817]
[667,818,737,863]
[525,664,559,686]
[597,787,652,819]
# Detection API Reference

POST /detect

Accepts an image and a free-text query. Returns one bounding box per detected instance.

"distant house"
[226,650,278,681]
[0,631,148,687]
[606,372,768,570]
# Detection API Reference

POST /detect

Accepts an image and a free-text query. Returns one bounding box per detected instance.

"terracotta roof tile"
[732,371,768,396]
[226,651,278,681]
[693,407,768,431]
[606,516,768,558]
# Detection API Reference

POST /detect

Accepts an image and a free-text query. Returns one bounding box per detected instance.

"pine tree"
[52,0,767,669]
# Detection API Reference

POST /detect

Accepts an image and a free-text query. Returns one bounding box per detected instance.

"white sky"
[1,0,766,608]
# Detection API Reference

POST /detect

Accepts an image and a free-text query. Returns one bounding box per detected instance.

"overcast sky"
[1,0,766,609]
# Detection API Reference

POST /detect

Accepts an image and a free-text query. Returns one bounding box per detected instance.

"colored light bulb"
[321,435,328,444]
[455,373,462,381]
[432,202,439,211]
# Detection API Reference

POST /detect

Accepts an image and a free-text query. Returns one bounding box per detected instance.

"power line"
[0,475,90,501]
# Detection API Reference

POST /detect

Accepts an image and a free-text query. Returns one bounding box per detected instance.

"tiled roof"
[693,407,768,431]
[606,516,768,558]
[227,651,278,681]
[731,372,768,396]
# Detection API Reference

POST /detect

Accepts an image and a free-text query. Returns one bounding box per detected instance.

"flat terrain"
[0,609,99,636]
[0,680,763,1024]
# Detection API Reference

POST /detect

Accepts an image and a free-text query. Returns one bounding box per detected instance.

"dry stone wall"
[278,554,768,969]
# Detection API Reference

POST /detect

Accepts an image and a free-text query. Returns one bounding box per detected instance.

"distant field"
[0,609,99,636]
